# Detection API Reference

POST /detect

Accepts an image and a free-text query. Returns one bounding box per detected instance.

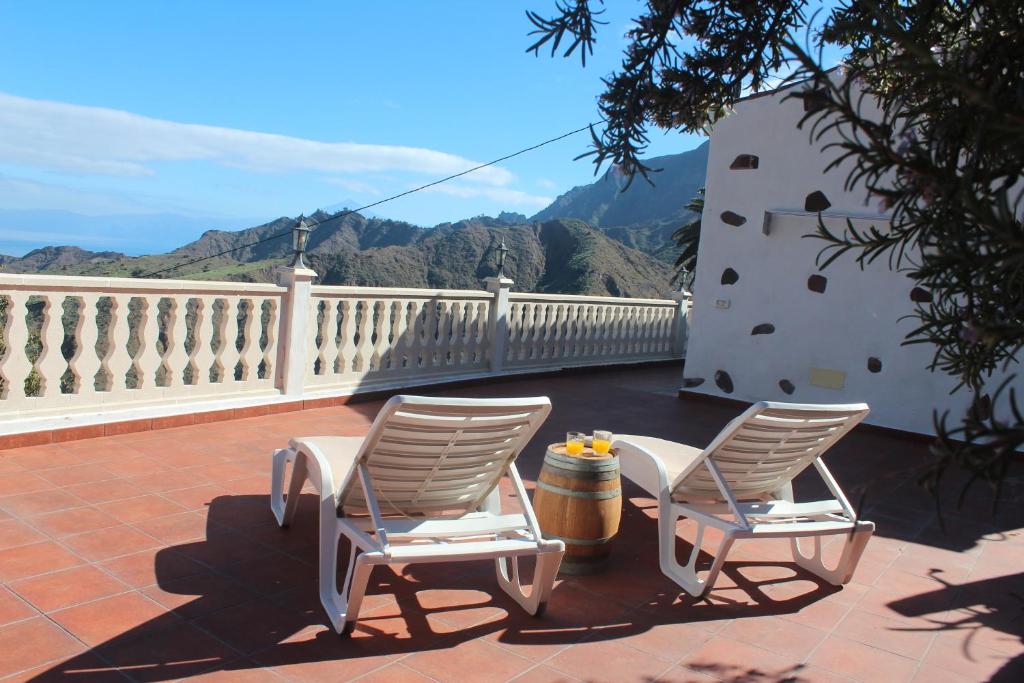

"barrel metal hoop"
[536,481,621,500]
[545,453,619,472]
[543,533,615,546]
[542,464,619,481]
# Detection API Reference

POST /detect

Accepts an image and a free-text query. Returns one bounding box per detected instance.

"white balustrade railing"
[304,287,492,392]
[0,274,282,420]
[0,271,688,432]
[505,293,680,369]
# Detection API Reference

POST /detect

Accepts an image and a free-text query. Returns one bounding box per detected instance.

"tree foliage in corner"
[671,187,704,289]
[528,0,1024,504]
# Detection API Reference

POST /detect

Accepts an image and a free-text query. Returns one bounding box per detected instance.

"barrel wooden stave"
[533,444,622,575]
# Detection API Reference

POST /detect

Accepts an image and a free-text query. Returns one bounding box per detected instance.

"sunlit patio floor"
[0,364,1021,682]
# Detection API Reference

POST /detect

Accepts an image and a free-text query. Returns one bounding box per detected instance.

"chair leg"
[271,448,304,527]
[790,521,875,585]
[318,515,374,635]
[270,448,307,528]
[495,548,563,616]
[658,506,735,597]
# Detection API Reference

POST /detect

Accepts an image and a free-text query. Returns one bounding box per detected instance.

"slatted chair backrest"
[338,395,552,515]
[672,401,869,501]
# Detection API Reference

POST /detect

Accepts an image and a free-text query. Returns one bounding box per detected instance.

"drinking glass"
[565,431,585,456]
[592,430,612,455]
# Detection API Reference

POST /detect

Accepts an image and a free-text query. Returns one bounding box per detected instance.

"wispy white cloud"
[425,183,552,208]
[535,178,557,190]
[0,92,515,185]
[0,174,152,214]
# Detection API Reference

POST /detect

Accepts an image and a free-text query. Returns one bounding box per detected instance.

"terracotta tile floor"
[0,364,1022,682]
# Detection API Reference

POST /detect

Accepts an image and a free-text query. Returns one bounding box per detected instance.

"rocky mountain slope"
[0,212,675,298]
[532,141,708,257]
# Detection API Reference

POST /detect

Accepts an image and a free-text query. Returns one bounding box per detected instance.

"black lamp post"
[496,237,510,278]
[291,215,311,268]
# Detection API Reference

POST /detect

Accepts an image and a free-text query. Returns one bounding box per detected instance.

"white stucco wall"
[683,81,1006,435]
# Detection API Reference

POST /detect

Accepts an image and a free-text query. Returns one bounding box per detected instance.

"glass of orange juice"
[565,432,585,456]
[592,430,612,455]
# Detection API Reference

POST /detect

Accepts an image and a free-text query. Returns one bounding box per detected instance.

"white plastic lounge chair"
[270,395,564,634]
[613,401,873,597]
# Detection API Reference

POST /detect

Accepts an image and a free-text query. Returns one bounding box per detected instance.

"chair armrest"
[289,439,341,510]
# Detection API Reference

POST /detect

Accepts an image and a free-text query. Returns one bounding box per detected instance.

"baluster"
[318,298,337,379]
[608,306,623,357]
[410,301,428,370]
[164,297,189,387]
[370,300,389,372]
[463,302,478,367]
[134,296,163,390]
[221,296,242,383]
[616,306,629,356]
[643,307,655,354]
[262,299,279,382]
[505,303,519,362]
[33,295,65,398]
[593,305,606,358]
[626,307,638,355]
[421,301,438,369]
[535,305,549,360]
[447,301,465,368]
[209,298,229,383]
[655,307,669,354]
[106,295,133,392]
[474,301,488,366]
[1,292,31,399]
[576,305,589,358]
[355,300,374,374]
[633,306,646,355]
[336,300,357,376]
[521,302,536,361]
[69,294,100,396]
[579,305,592,357]
[390,300,410,373]
[190,296,217,386]
[239,299,261,381]
[384,300,405,372]
[305,298,322,381]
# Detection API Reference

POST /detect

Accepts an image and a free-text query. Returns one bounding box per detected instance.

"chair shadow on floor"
[32,494,847,682]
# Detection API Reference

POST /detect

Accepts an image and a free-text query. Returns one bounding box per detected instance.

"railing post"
[484,276,514,373]
[275,265,318,397]
[671,290,692,358]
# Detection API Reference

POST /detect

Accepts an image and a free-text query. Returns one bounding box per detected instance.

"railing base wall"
[0,359,683,449]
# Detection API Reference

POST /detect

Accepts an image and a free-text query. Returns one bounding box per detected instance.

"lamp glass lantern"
[291,216,311,268]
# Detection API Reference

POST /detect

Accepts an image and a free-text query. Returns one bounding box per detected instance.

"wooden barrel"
[533,443,622,575]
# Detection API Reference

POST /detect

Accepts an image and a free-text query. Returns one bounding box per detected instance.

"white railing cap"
[312,285,493,300]
[508,291,676,306]
[0,272,285,296]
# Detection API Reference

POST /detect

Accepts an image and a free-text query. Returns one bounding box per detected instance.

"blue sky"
[0,1,839,256]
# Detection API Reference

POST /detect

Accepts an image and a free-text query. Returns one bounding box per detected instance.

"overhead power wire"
[139,123,595,279]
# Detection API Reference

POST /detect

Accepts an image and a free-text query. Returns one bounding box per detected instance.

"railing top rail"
[508,291,677,306]
[0,272,285,296]
[312,285,493,300]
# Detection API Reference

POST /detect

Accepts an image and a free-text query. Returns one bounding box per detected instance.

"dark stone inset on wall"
[807,274,828,293]
[910,287,933,303]
[804,191,832,212]
[802,89,829,113]
[714,370,734,394]
[682,377,705,388]
[729,154,760,170]
[721,268,739,285]
[721,211,746,227]
[867,357,882,373]
[751,323,775,335]
[779,379,795,395]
